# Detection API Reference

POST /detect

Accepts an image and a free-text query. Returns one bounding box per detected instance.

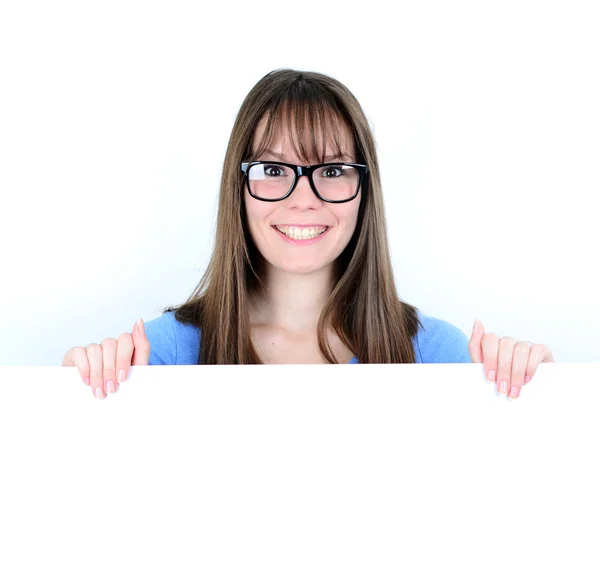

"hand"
[468,319,555,399]
[62,318,150,399]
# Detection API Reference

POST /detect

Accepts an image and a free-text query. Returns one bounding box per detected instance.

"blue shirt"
[144,309,472,364]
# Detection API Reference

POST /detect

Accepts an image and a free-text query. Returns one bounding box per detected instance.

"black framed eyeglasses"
[240,161,368,203]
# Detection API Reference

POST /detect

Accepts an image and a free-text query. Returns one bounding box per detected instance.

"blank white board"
[0,362,598,566]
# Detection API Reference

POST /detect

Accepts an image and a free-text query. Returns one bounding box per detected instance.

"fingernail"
[137,318,144,335]
[473,319,479,334]
[487,370,495,383]
[83,377,90,385]
[94,387,104,399]
[106,381,115,393]
[524,375,531,384]
[509,386,519,398]
[118,369,126,383]
[499,381,508,394]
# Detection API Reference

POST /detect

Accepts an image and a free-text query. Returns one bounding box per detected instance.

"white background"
[1,0,598,365]
[1,362,598,566]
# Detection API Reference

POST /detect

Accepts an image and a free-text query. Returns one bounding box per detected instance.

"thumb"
[131,318,151,365]
[467,318,484,363]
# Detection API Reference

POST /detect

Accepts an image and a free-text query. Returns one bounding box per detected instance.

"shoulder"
[144,310,202,365]
[413,310,471,363]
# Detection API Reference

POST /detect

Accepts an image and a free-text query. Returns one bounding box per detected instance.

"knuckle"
[118,332,133,345]
[515,341,531,354]
[101,337,117,349]
[87,343,102,355]
[117,335,134,358]
[71,346,86,361]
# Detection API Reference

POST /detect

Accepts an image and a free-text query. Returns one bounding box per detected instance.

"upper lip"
[272,224,329,228]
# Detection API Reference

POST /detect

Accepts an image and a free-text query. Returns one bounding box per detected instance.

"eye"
[264,165,285,177]
[321,166,344,178]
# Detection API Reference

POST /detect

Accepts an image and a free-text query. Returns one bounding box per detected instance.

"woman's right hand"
[62,318,150,399]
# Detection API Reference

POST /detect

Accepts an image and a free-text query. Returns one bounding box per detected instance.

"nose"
[286,172,322,209]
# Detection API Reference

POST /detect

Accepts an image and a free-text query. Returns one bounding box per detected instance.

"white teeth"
[275,226,327,240]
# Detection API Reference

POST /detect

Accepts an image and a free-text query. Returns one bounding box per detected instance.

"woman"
[63,68,554,398]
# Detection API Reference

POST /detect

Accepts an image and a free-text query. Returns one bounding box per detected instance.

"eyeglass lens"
[248,163,359,201]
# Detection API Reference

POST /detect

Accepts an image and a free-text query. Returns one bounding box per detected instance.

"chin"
[273,258,331,275]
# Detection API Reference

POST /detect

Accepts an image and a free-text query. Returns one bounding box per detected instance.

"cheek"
[244,197,275,238]
[339,203,360,235]
[244,193,261,227]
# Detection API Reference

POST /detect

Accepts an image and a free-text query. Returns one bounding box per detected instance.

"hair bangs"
[249,94,353,165]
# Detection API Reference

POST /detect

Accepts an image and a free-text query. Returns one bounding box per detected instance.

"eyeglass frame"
[240,160,369,203]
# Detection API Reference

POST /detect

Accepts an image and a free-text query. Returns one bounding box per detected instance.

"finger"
[467,319,484,364]
[63,346,91,386]
[508,341,532,399]
[480,331,499,385]
[87,344,106,399]
[116,333,134,383]
[495,337,518,395]
[101,338,118,394]
[131,318,151,366]
[524,344,551,384]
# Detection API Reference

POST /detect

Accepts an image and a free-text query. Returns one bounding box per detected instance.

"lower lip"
[272,226,330,245]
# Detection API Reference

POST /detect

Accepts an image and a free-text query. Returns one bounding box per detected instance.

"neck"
[250,263,337,333]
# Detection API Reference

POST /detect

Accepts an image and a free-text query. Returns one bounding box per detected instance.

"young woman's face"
[244,116,362,276]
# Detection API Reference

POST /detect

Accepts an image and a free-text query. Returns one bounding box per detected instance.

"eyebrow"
[260,150,352,162]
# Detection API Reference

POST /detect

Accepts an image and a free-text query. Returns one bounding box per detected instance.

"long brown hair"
[163,68,424,364]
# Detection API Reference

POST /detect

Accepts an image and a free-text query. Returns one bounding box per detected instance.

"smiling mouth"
[272,225,330,240]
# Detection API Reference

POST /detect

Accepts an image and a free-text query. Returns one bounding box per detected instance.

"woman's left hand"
[468,319,555,399]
